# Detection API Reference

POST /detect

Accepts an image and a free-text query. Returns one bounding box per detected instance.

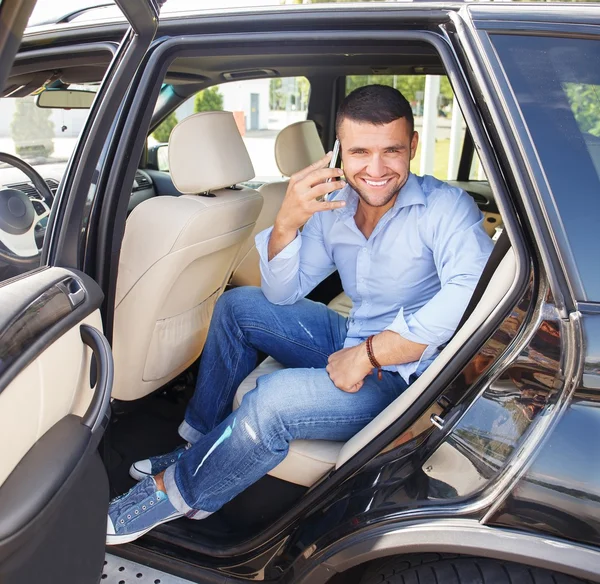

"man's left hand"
[326,344,373,393]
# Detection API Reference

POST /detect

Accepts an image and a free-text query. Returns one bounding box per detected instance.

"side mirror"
[148,144,169,172]
[36,88,96,110]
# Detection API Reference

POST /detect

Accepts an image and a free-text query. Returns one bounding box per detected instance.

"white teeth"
[364,179,388,186]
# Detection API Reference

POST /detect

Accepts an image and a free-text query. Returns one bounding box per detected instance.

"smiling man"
[107,85,493,544]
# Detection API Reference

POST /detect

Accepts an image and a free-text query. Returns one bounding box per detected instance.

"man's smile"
[360,177,393,188]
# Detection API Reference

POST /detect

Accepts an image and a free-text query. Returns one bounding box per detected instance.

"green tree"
[10,97,55,158]
[270,78,284,110]
[297,77,311,110]
[194,86,224,112]
[152,111,178,143]
[565,83,600,136]
[345,74,455,117]
[270,77,310,111]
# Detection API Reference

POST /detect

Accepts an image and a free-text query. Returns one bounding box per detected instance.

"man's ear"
[410,131,419,160]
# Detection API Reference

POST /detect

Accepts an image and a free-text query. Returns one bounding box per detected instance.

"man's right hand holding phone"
[268,151,346,261]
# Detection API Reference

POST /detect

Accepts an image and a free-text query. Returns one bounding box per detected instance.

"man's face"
[338,117,418,208]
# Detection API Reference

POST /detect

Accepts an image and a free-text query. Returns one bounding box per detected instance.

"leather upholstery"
[229,181,288,287]
[274,120,325,177]
[229,120,325,287]
[112,113,263,401]
[0,301,101,488]
[233,248,516,486]
[169,111,255,194]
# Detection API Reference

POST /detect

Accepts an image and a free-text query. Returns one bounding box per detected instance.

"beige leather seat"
[234,246,516,487]
[229,120,325,287]
[112,111,263,401]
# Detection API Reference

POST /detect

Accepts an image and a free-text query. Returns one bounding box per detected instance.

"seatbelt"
[439,229,510,350]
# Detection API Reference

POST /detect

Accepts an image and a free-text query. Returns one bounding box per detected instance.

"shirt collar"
[395,173,427,210]
[333,173,427,219]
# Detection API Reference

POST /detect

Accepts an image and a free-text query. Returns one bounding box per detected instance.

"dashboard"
[2,168,158,217]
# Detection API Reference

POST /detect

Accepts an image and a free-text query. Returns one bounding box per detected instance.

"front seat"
[112,111,263,401]
[229,119,325,287]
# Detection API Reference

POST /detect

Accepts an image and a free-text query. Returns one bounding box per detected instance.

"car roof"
[24,1,600,39]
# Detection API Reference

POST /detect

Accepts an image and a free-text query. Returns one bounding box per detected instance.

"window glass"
[345,75,483,182]
[149,77,310,183]
[491,34,600,300]
[469,151,486,181]
[0,90,95,283]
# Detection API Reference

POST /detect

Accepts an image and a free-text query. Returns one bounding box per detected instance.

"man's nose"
[366,155,385,177]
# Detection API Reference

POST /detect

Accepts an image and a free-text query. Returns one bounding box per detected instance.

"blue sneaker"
[129,443,191,481]
[106,476,183,545]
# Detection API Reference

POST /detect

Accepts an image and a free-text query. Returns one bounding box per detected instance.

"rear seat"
[229,120,325,287]
[233,240,516,487]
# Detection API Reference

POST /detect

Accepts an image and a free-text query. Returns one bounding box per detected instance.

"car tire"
[359,555,588,584]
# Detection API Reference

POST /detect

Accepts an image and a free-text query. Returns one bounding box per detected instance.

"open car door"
[0,1,159,582]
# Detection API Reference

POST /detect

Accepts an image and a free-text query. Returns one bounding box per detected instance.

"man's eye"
[386,148,400,154]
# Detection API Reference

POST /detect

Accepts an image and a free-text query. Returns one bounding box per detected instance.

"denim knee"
[214,286,264,323]
[247,369,299,418]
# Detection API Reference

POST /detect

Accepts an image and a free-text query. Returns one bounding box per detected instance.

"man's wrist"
[268,222,299,261]
[273,218,300,237]
[359,341,375,373]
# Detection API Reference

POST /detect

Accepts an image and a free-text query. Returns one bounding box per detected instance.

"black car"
[0,1,598,583]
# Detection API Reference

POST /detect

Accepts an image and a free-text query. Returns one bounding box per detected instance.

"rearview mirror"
[36,88,96,109]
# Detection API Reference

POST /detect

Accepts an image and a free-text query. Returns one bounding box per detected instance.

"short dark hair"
[336,84,414,135]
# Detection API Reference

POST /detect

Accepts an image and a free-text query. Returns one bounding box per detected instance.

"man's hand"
[326,344,373,393]
[268,152,346,260]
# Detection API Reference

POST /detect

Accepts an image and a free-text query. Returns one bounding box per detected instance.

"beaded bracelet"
[366,335,382,380]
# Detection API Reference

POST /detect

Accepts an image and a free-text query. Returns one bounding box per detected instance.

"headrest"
[275,120,326,177]
[169,111,255,194]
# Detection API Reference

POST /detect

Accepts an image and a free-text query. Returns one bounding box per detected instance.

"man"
[107,85,493,544]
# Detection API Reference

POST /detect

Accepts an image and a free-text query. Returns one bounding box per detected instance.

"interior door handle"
[80,324,113,434]
[56,277,86,308]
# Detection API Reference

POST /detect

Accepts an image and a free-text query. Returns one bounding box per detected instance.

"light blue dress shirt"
[255,173,494,382]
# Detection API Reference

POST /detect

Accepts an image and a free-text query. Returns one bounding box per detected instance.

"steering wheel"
[0,152,54,266]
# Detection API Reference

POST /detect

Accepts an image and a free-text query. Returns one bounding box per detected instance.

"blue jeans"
[164,287,409,515]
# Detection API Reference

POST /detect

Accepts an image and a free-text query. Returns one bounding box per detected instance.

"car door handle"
[80,324,113,435]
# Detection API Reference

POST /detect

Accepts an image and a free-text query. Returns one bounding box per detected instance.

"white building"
[175,79,272,132]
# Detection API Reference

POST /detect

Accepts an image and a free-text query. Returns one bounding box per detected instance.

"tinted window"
[491,34,600,301]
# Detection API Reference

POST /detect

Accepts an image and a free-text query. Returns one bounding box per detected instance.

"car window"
[149,77,310,183]
[491,34,600,301]
[345,74,486,182]
[0,88,96,284]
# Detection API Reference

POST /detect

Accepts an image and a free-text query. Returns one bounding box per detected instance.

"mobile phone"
[318,139,341,202]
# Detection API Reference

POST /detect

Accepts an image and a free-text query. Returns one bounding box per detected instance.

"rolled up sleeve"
[386,306,440,381]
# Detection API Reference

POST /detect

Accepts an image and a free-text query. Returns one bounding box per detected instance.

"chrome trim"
[481,309,584,524]
[577,302,600,315]
[430,414,445,430]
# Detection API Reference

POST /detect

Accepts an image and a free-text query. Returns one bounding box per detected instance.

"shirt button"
[362,247,367,253]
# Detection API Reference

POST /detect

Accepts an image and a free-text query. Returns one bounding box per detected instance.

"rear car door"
[0,1,159,582]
